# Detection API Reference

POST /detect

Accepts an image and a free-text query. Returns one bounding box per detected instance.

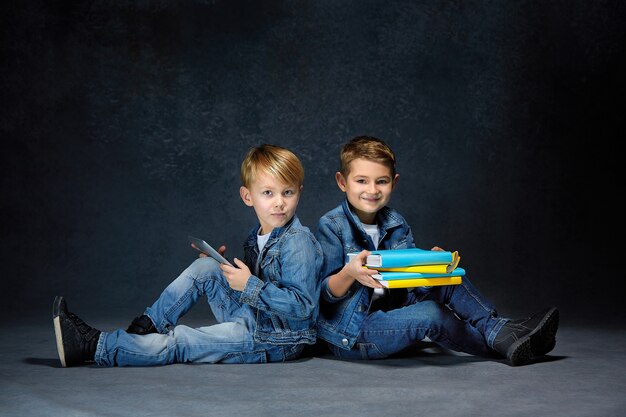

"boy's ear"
[240,186,254,207]
[392,173,400,189]
[335,172,347,192]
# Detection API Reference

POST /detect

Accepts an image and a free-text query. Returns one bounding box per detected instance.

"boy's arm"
[236,232,321,320]
[326,251,382,297]
[315,218,381,300]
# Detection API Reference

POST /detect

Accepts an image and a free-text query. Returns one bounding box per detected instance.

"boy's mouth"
[361,195,381,202]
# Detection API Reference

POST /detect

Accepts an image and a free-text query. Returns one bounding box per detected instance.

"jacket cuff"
[240,275,263,306]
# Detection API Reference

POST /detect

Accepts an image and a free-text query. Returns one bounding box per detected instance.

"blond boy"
[53,144,322,366]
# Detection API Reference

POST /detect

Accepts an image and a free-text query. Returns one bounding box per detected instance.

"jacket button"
[342,338,349,346]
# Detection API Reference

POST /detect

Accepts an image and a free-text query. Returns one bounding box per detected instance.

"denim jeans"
[328,278,507,360]
[95,258,304,366]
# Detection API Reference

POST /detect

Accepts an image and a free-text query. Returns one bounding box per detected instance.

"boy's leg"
[53,294,298,367]
[139,257,242,333]
[410,278,506,347]
[341,300,492,361]
[97,311,300,366]
[98,321,253,366]
[416,278,559,360]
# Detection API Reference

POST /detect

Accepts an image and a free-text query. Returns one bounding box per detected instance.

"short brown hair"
[340,136,396,176]
[240,144,304,188]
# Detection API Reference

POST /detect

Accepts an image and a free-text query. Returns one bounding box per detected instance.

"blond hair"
[340,135,396,176]
[240,144,304,188]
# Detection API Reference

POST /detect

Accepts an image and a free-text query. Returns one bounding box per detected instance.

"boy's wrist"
[335,266,356,287]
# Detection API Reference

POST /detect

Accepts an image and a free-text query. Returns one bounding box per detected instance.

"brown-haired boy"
[314,135,559,366]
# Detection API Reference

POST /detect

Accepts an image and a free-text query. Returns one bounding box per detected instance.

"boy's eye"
[262,190,272,196]
[355,179,367,184]
[284,190,295,196]
[377,179,390,185]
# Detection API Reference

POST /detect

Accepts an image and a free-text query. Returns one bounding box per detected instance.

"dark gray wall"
[2,1,623,323]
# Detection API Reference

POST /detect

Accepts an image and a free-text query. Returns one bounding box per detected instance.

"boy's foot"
[492,307,558,366]
[126,314,158,335]
[52,296,101,367]
[524,307,559,356]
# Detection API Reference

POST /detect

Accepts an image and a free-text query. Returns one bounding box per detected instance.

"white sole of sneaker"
[52,297,67,368]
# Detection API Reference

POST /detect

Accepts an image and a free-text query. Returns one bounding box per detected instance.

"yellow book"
[377,276,462,289]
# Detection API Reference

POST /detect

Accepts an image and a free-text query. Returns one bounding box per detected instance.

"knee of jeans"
[187,257,222,278]
[418,301,447,326]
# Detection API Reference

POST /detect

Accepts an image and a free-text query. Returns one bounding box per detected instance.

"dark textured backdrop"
[2,1,623,323]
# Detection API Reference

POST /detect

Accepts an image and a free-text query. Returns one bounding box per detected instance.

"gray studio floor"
[1,312,625,417]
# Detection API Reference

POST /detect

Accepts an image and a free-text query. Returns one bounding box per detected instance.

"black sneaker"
[492,307,559,366]
[524,307,559,356]
[52,296,101,367]
[126,314,158,335]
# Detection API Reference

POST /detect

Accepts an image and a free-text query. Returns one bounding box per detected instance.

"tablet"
[188,235,233,267]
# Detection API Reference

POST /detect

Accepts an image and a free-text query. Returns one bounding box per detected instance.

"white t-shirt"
[361,222,385,298]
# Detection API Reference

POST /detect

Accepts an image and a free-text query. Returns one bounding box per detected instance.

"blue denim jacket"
[314,200,415,349]
[240,215,323,345]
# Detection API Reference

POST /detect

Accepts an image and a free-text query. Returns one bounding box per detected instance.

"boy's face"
[336,158,398,224]
[240,172,302,235]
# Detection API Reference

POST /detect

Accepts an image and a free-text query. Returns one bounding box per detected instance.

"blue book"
[347,248,458,268]
[372,268,466,281]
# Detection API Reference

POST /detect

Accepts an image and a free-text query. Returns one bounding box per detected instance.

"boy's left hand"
[220,259,251,291]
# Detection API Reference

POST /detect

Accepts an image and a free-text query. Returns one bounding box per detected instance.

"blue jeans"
[329,278,507,360]
[95,259,304,366]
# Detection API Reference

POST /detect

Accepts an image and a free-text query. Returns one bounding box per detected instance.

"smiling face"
[240,172,301,235]
[336,158,398,224]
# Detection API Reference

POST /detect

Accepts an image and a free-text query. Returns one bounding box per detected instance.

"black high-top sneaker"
[126,314,158,335]
[514,307,559,356]
[52,296,101,367]
[492,307,559,366]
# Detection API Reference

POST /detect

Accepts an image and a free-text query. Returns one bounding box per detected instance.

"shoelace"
[67,311,99,340]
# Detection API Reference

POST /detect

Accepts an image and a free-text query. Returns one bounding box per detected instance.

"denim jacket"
[240,215,323,345]
[314,200,415,349]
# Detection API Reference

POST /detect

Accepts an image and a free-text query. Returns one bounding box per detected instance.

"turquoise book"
[347,248,458,268]
[372,268,466,281]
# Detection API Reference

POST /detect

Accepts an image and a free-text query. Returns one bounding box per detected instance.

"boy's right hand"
[345,250,383,289]
[327,250,382,297]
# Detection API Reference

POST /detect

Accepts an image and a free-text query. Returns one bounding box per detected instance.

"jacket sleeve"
[239,231,322,320]
[314,216,354,303]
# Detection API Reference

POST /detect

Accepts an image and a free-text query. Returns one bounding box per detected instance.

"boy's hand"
[191,243,227,259]
[431,246,444,252]
[345,250,383,289]
[220,258,251,291]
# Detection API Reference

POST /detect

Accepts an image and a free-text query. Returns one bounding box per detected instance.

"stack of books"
[347,248,464,288]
